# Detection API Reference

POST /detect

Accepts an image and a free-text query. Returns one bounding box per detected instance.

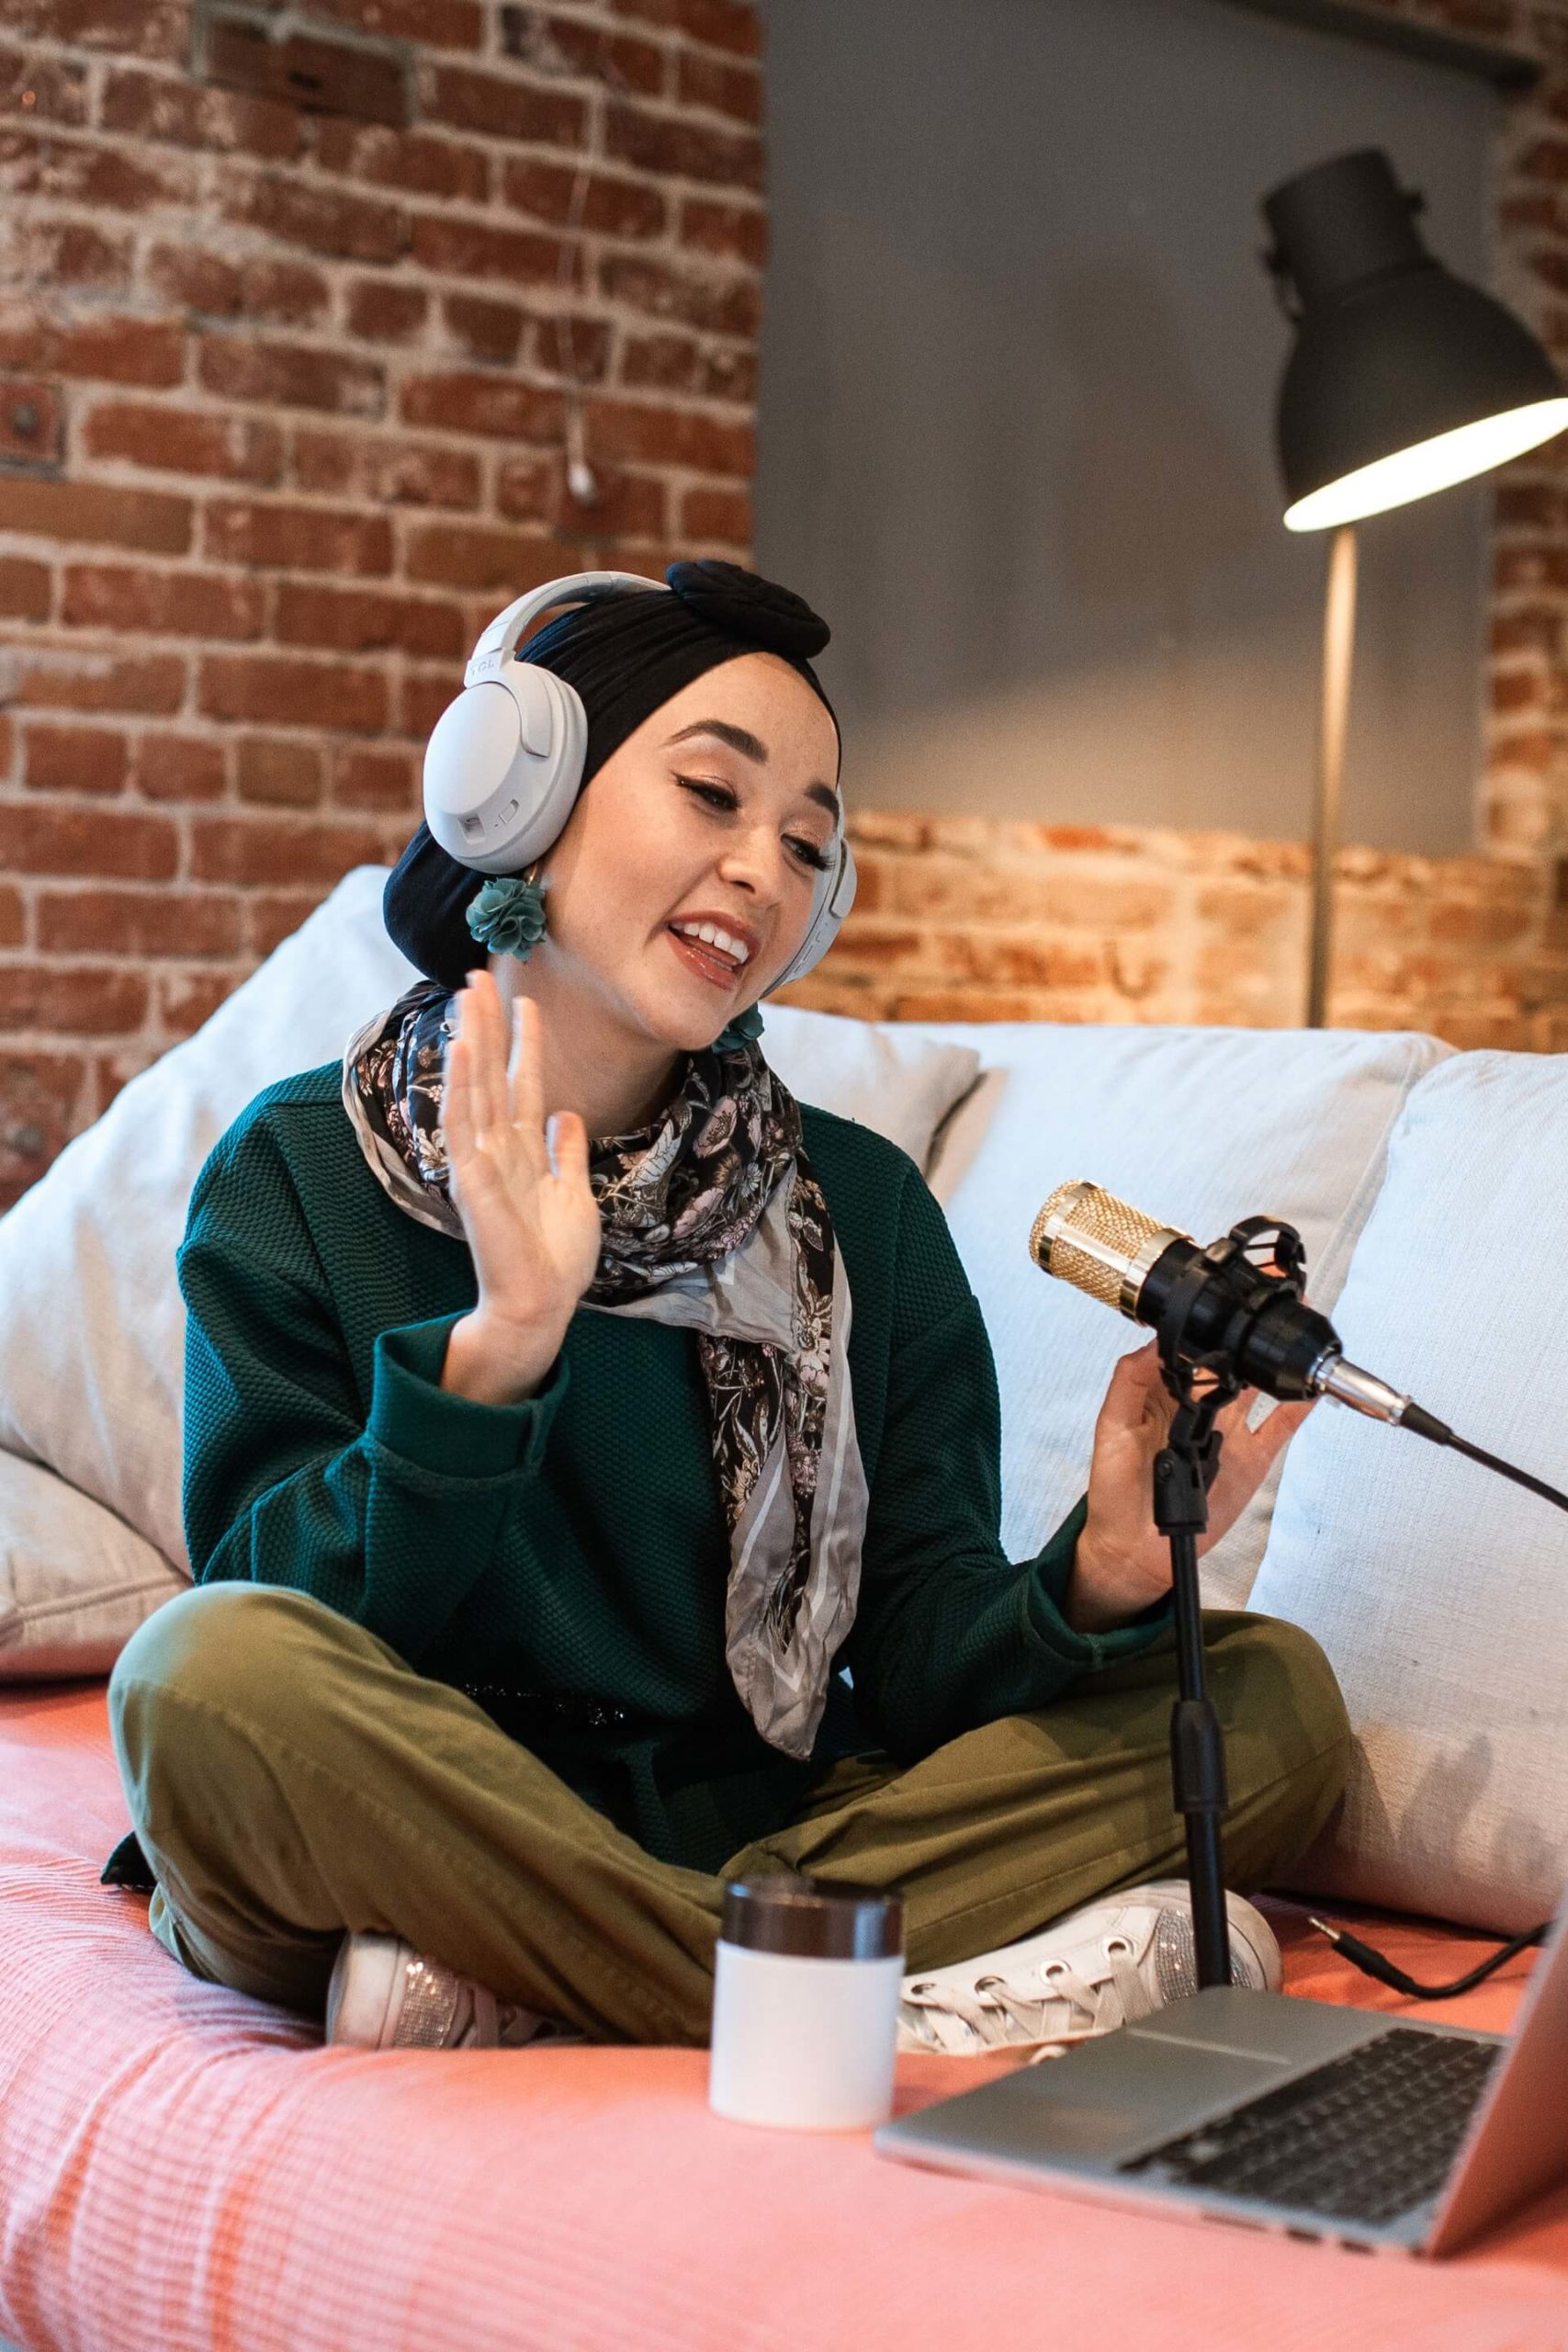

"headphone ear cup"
[764,836,857,995]
[502,662,587,865]
[432,567,667,873]
[423,660,588,874]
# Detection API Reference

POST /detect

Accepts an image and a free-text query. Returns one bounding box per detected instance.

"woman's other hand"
[439,969,602,1404]
[1065,1339,1314,1634]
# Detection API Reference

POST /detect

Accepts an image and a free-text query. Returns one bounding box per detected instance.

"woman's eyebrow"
[667,718,768,763]
[666,718,840,820]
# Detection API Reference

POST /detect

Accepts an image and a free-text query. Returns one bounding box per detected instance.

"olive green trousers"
[107,1581,1351,2046]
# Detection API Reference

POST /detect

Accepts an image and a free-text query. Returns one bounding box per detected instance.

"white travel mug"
[707,1872,906,2132]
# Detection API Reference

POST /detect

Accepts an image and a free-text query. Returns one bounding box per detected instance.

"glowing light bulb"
[1283,398,1568,531]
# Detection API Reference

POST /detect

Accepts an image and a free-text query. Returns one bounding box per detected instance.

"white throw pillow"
[769,1009,981,1173]
[0,863,980,1617]
[917,1021,1454,1601]
[1249,1050,1568,1933]
[0,1450,185,1679]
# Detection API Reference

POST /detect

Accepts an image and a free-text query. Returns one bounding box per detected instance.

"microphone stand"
[1147,1217,1313,1993]
[1045,1189,1568,2001]
[1152,1355,1237,1993]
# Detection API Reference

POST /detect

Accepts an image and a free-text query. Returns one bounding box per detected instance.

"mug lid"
[720,1871,904,1960]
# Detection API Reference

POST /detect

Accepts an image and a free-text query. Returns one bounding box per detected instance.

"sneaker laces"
[902,1941,1156,2062]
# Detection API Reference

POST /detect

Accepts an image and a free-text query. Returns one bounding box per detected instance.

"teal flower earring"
[714,1001,765,1055]
[466,860,548,960]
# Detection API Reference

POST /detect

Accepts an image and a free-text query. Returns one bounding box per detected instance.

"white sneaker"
[897,1881,1281,2060]
[324,1931,588,2052]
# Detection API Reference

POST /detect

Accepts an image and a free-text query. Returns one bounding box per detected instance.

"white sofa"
[920,1019,1568,1934]
[3,865,1566,1938]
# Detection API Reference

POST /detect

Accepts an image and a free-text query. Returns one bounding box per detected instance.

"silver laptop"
[875,1904,1568,2256]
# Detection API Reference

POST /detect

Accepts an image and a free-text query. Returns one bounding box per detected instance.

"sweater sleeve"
[176,1108,569,1667]
[840,1159,1173,1763]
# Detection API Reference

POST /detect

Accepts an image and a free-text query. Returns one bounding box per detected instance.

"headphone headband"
[464,570,670,688]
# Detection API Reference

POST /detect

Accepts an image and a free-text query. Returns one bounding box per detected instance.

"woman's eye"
[682,779,733,811]
[677,776,830,873]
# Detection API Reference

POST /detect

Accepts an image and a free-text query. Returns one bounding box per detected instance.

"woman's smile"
[665,924,744,989]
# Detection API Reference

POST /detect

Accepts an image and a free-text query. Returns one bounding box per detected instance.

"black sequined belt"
[457,1681,637,1739]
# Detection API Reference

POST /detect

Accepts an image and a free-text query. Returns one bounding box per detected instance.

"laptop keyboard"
[1121,2027,1502,2229]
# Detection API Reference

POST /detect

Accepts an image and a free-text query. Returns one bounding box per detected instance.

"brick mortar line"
[44,439,761,475]
[0,951,262,967]
[0,220,761,290]
[0,535,749,579]
[1,130,765,237]
[411,62,761,114]
[10,241,770,307]
[129,315,771,364]
[3,232,763,309]
[6,19,764,81]
[21,457,755,495]
[511,0,762,65]
[37,433,761,476]
[151,334,767,383]
[13,415,760,470]
[0,157,765,226]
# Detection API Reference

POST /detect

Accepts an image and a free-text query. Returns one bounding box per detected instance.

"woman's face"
[526,651,842,1054]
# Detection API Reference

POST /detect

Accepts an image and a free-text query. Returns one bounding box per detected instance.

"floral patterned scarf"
[342,978,869,1760]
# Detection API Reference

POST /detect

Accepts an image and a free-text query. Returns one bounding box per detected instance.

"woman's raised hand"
[439,968,603,1403]
[1066,1339,1314,1634]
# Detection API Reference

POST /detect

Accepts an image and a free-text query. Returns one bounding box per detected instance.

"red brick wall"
[6,0,1568,1216]
[784,813,1568,1051]
[0,0,762,1205]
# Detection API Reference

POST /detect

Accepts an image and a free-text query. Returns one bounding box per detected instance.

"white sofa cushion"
[0,867,421,1582]
[786,1016,981,1171]
[1249,1049,1568,1933]
[918,1022,1454,1603]
[0,865,980,1657]
[0,1450,185,1679]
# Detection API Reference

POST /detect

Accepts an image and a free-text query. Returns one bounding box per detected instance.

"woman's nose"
[715,833,787,899]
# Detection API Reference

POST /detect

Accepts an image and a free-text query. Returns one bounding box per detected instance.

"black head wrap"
[384,559,839,990]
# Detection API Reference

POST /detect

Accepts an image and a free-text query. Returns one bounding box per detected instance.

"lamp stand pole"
[1307,522,1358,1029]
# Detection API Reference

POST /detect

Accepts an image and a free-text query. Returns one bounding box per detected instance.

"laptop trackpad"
[1133,1984,1385,2066]
[884,1989,1392,2172]
[887,2028,1287,2174]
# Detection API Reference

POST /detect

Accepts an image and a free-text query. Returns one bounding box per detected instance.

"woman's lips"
[665,924,742,989]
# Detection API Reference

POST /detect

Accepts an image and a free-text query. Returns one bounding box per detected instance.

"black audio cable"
[1307,1914,1550,1999]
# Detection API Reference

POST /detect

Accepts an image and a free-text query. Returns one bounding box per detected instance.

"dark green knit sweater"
[168,1065,1171,1874]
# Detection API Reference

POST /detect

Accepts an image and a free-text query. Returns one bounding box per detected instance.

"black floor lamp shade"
[1263,148,1568,530]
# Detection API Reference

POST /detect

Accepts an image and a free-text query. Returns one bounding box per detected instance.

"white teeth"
[672,920,750,966]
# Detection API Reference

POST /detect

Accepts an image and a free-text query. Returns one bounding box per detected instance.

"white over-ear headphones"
[423,571,856,994]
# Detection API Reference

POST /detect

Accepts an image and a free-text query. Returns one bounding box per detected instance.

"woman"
[104,561,1350,2057]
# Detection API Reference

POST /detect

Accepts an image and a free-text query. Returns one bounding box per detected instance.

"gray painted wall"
[757,0,1496,853]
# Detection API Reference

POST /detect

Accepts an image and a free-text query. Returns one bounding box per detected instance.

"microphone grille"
[1028,1180,1178,1308]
